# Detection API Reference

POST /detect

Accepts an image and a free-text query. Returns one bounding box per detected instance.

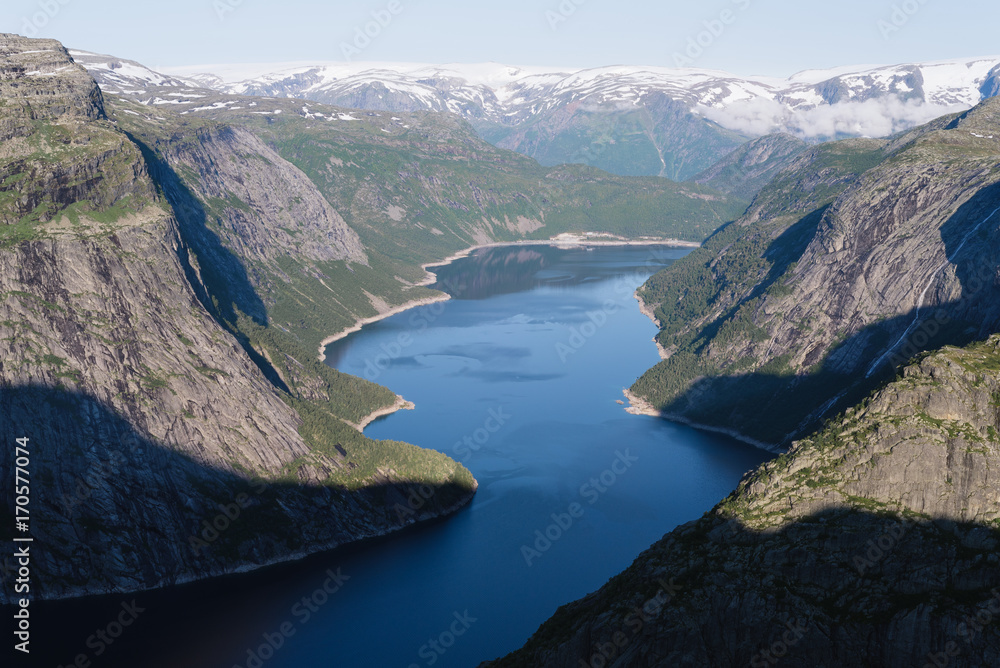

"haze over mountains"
[76,50,1000,180]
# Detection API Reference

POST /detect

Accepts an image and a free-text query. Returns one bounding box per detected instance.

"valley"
[2,25,1000,668]
[0,34,741,605]
[25,245,769,668]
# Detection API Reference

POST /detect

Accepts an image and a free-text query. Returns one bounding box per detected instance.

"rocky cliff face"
[0,34,148,231]
[0,35,474,602]
[487,338,1000,667]
[134,122,365,267]
[632,99,1000,445]
[691,133,808,201]
[0,35,104,127]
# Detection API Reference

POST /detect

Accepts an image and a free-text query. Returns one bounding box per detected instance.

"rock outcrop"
[633,98,1000,445]
[486,338,1000,667]
[0,35,475,602]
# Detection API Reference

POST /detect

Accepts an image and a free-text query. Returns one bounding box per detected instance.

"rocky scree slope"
[632,98,1000,446]
[486,337,1000,667]
[0,34,474,602]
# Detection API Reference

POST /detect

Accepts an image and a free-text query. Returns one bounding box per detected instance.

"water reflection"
[429,244,688,299]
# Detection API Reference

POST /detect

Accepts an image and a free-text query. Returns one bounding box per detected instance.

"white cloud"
[697,96,969,140]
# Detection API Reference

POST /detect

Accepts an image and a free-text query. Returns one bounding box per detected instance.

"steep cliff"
[0,34,474,602]
[632,98,1000,446]
[102,87,745,355]
[691,133,808,201]
[487,337,1000,667]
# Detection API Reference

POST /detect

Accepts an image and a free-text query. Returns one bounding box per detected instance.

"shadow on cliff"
[691,204,830,350]
[126,133,266,327]
[0,384,474,601]
[126,132,293,392]
[492,507,1000,668]
[644,183,1000,446]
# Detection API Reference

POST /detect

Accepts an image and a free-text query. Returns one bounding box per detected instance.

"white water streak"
[865,204,1000,378]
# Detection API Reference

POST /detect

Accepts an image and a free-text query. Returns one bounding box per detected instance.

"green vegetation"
[473,97,748,181]
[629,138,894,443]
[171,98,746,265]
[691,133,808,201]
[0,117,156,247]
[266,252,438,353]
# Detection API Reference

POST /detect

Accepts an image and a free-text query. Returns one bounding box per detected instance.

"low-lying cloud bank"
[697,96,970,140]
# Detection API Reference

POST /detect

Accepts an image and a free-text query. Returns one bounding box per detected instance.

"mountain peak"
[0,34,105,125]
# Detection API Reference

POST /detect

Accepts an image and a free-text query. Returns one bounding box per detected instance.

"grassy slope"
[473,95,749,181]
[109,94,746,355]
[0,115,157,247]
[14,103,476,506]
[204,101,745,259]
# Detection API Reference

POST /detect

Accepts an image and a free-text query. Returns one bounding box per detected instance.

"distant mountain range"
[75,51,1000,180]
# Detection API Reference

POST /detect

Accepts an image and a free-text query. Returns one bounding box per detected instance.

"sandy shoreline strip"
[351,394,415,432]
[316,293,452,362]
[418,235,699,285]
[315,235,702,428]
[625,253,780,453]
[318,234,701,361]
[622,388,783,455]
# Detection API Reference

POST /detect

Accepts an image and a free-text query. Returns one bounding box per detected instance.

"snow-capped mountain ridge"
[83,50,1000,138]
[152,56,1000,138]
[73,49,1000,181]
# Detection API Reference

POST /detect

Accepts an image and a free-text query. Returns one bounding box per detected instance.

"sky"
[2,0,998,77]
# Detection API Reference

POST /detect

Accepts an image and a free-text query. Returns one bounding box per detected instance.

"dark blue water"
[26,245,769,668]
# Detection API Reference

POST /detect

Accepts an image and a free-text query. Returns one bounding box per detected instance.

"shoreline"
[27,480,478,605]
[418,235,700,283]
[317,235,701,362]
[317,293,452,362]
[622,388,784,455]
[633,290,670,360]
[350,394,415,432]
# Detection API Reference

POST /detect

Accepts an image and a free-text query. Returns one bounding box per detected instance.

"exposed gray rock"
[0,35,474,603]
[486,339,1000,667]
[633,98,1000,446]
[141,123,366,267]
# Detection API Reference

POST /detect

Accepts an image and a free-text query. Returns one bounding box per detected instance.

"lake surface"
[26,245,769,668]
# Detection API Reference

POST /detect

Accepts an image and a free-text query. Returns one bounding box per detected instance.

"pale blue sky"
[3,0,997,76]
